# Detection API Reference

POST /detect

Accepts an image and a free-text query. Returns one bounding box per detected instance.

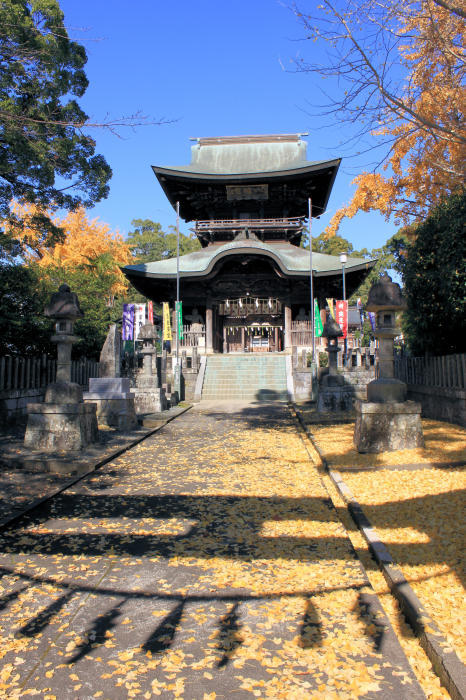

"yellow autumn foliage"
[322,0,466,235]
[11,202,132,296]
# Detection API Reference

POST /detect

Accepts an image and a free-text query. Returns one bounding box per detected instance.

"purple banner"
[368,311,376,331]
[122,303,135,340]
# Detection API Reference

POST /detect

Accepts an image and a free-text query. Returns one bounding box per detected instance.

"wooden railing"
[180,325,205,348]
[195,217,304,232]
[291,321,314,346]
[394,353,465,390]
[0,355,100,391]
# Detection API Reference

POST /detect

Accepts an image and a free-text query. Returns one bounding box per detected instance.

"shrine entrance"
[219,298,283,353]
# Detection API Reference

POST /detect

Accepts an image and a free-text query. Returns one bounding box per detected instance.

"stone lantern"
[24,284,98,452]
[130,322,167,414]
[139,322,159,382]
[317,315,353,413]
[45,283,83,395]
[322,316,343,381]
[366,272,407,403]
[354,273,424,452]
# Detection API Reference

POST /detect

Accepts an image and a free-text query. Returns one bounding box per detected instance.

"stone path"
[0,403,424,698]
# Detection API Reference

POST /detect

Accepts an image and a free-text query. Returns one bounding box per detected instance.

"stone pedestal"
[318,375,353,413]
[353,273,424,453]
[24,402,98,451]
[83,378,137,430]
[131,376,167,414]
[354,400,424,453]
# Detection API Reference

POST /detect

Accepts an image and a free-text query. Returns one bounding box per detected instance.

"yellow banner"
[162,302,172,341]
[326,298,335,319]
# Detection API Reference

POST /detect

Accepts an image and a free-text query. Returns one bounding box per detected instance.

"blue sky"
[60,0,395,253]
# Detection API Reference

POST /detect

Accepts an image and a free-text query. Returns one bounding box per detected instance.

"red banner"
[336,300,348,338]
[148,301,153,323]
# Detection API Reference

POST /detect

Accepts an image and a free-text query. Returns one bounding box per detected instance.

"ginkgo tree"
[1,204,133,356]
[292,0,465,230]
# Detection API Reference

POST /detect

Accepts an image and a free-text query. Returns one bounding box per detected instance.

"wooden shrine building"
[123,134,376,353]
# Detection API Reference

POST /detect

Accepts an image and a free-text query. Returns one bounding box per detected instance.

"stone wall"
[293,369,312,401]
[340,368,376,401]
[406,384,466,427]
[0,387,45,420]
[181,368,200,401]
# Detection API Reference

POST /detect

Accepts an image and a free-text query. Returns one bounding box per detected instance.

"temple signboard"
[226,184,268,201]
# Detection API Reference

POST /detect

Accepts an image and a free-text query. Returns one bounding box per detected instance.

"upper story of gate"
[152,134,341,248]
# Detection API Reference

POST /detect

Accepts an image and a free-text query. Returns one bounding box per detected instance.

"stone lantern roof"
[322,316,343,339]
[366,273,406,312]
[44,284,84,321]
[138,323,159,341]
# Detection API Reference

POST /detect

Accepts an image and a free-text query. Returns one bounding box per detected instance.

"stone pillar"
[55,333,74,382]
[356,348,362,367]
[99,324,121,378]
[284,303,292,349]
[377,327,396,379]
[301,349,307,369]
[206,302,213,353]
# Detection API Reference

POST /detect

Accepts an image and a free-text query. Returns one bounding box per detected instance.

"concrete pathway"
[0,403,424,699]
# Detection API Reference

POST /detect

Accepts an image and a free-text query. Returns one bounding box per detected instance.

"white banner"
[134,303,146,340]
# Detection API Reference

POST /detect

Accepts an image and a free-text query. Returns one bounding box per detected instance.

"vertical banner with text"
[326,298,335,319]
[134,303,146,340]
[176,301,184,341]
[162,302,172,341]
[148,301,153,323]
[122,303,135,341]
[336,300,348,338]
[314,299,323,337]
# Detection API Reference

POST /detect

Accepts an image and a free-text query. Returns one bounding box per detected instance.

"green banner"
[176,301,183,340]
[314,299,323,337]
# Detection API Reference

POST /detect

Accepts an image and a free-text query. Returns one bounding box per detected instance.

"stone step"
[202,355,287,401]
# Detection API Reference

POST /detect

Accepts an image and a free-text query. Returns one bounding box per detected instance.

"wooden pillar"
[274,327,278,352]
[284,302,292,349]
[241,326,245,351]
[206,300,213,353]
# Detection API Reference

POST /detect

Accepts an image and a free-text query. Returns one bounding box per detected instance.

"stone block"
[88,378,131,395]
[45,381,83,404]
[24,402,98,452]
[318,386,354,413]
[136,375,159,390]
[83,397,137,430]
[367,377,407,403]
[354,400,424,453]
[130,388,167,414]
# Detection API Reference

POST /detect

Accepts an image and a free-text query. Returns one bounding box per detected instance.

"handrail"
[195,217,304,230]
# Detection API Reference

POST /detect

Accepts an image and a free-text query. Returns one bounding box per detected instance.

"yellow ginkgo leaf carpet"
[0,404,425,699]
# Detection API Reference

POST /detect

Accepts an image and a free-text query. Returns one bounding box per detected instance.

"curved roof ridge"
[123,239,376,279]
